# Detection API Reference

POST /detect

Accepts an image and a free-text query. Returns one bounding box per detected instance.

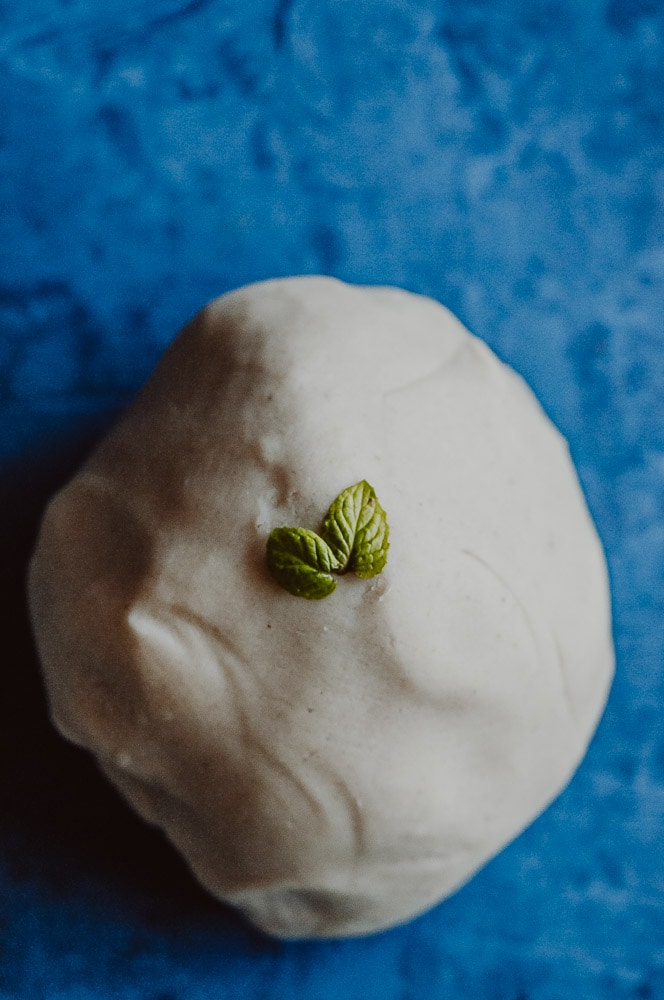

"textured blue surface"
[1,1,663,997]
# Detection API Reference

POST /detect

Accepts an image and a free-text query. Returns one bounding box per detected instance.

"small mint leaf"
[320,480,372,568]
[321,480,389,578]
[349,488,389,578]
[266,527,340,599]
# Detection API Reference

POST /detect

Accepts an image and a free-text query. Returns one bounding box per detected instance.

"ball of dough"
[28,277,614,939]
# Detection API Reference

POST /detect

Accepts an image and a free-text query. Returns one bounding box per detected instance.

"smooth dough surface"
[28,276,614,938]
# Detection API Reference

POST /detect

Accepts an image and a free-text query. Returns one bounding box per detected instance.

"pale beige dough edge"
[28,276,614,939]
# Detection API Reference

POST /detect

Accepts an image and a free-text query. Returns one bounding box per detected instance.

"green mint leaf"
[348,483,390,578]
[321,480,389,578]
[266,527,340,600]
[320,480,372,568]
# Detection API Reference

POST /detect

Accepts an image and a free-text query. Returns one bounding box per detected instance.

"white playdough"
[28,276,614,938]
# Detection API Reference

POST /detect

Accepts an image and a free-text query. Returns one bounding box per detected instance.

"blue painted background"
[1,1,663,997]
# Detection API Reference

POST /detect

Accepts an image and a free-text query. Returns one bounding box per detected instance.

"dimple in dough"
[28,276,614,939]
